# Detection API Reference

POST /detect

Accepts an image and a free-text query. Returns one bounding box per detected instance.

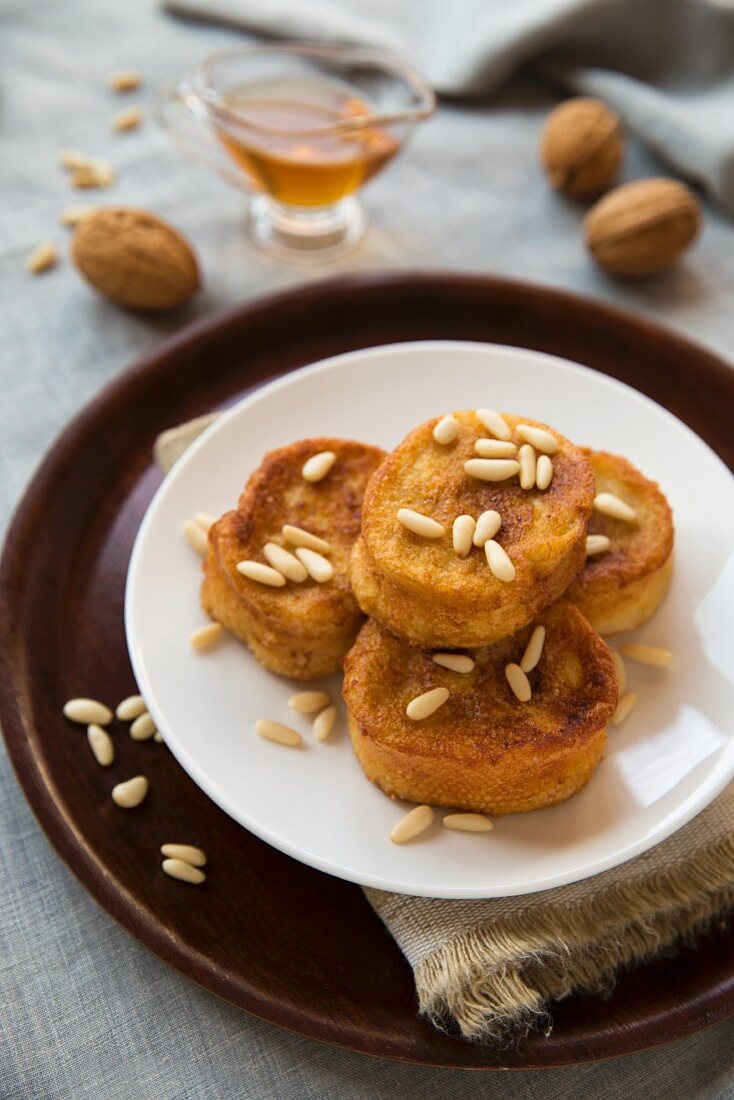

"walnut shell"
[72,207,200,310]
[541,97,623,199]
[585,178,701,276]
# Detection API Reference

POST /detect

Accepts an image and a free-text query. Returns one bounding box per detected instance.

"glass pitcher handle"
[153,79,249,192]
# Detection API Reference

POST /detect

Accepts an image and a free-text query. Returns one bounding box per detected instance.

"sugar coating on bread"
[566,449,674,634]
[201,437,385,679]
[351,411,595,648]
[343,599,619,814]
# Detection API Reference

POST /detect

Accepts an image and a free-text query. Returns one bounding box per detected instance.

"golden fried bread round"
[350,412,595,648]
[201,437,385,679]
[566,449,674,634]
[343,600,619,815]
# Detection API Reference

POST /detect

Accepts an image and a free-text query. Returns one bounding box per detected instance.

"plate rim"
[2,271,734,1068]
[125,336,734,899]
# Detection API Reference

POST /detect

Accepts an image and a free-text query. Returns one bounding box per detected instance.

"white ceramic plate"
[125,340,734,898]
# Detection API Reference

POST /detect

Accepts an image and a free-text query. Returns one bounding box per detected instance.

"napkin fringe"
[415,836,734,1041]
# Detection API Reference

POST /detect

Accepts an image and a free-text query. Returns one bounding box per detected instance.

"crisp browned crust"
[350,412,595,648]
[342,600,619,815]
[201,438,385,679]
[566,449,674,634]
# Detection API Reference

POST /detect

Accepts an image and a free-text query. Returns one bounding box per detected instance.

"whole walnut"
[541,97,623,199]
[72,207,200,310]
[585,178,701,276]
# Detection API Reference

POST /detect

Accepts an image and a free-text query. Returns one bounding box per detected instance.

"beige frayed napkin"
[156,417,734,1042]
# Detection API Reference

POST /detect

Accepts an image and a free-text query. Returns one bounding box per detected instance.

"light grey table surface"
[2,1,734,1097]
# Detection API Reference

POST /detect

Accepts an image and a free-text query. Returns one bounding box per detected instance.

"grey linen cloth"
[164,0,734,215]
[4,0,734,1093]
[158,421,734,1043]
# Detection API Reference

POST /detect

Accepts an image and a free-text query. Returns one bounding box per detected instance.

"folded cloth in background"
[163,0,734,216]
[156,417,734,1042]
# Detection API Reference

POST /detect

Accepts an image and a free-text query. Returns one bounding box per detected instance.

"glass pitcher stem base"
[246,195,367,262]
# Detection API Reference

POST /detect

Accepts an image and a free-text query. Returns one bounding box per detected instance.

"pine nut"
[390,805,434,844]
[116,694,147,721]
[476,409,511,440]
[620,644,673,668]
[594,492,636,523]
[586,534,611,557]
[281,524,331,554]
[535,455,554,490]
[294,547,334,582]
[189,622,224,650]
[611,650,627,694]
[263,542,308,582]
[313,704,338,741]
[464,458,520,482]
[433,414,459,444]
[302,450,336,482]
[612,692,638,726]
[516,425,558,455]
[443,813,493,832]
[432,653,475,673]
[452,514,476,557]
[111,106,143,131]
[485,540,516,582]
[87,724,114,767]
[63,698,113,726]
[26,242,58,274]
[194,511,216,532]
[475,439,517,458]
[255,718,302,746]
[406,687,450,720]
[505,663,532,702]
[60,148,91,169]
[70,159,115,188]
[130,712,156,741]
[520,625,546,673]
[112,775,148,808]
[397,509,445,539]
[183,519,208,556]
[153,731,164,743]
[236,560,287,587]
[160,844,206,867]
[518,444,537,490]
[107,69,142,91]
[162,858,205,885]
[288,691,331,714]
[473,510,502,547]
[59,204,94,227]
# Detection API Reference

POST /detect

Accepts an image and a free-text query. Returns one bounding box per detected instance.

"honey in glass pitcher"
[216,78,401,207]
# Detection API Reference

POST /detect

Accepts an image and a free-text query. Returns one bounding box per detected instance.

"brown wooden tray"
[2,273,733,1070]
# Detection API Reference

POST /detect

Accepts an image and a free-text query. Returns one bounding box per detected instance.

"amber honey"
[216,79,400,207]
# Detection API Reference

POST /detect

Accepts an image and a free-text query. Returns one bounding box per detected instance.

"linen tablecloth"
[2,0,734,1095]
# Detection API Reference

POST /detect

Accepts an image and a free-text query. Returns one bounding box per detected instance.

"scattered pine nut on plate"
[302,450,336,482]
[130,712,156,741]
[63,698,113,726]
[189,622,224,650]
[443,813,493,832]
[160,843,207,867]
[255,718,303,747]
[116,694,147,721]
[390,805,434,844]
[433,414,459,444]
[288,690,331,714]
[313,704,338,742]
[87,724,114,767]
[182,518,208,556]
[611,650,628,693]
[162,858,206,885]
[110,106,143,132]
[612,692,638,726]
[112,775,149,808]
[194,511,216,533]
[59,204,94,227]
[26,242,58,274]
[620,644,673,668]
[107,68,141,91]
